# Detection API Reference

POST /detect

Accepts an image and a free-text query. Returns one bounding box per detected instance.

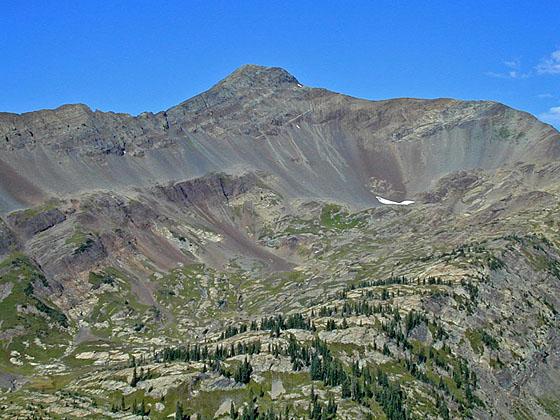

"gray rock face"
[157,173,257,207]
[0,218,17,255]
[7,207,66,238]
[0,371,26,391]
[408,322,433,344]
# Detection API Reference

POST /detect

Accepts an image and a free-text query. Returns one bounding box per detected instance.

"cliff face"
[1,66,560,419]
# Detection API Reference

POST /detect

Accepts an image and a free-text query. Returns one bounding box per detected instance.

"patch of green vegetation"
[378,360,415,383]
[481,331,499,350]
[65,230,88,247]
[15,200,59,220]
[485,255,505,271]
[255,271,305,296]
[65,228,102,256]
[88,271,115,289]
[320,204,365,230]
[73,238,95,255]
[512,402,537,420]
[538,396,560,418]
[525,250,560,280]
[496,126,513,140]
[87,267,156,338]
[407,386,439,418]
[0,254,70,371]
[327,341,365,357]
[443,375,464,404]
[26,372,75,393]
[155,265,210,308]
[465,329,484,355]
[63,341,120,369]
[34,299,68,327]
[266,370,310,390]
[489,357,504,370]
[282,217,322,236]
[466,328,499,355]
[186,379,275,419]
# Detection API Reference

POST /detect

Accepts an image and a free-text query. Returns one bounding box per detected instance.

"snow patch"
[376,196,414,206]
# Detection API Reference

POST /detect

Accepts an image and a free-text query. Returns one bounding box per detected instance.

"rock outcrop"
[0,218,17,255]
[7,207,66,238]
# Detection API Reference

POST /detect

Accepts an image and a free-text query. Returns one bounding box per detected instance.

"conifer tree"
[130,366,138,387]
[175,401,184,420]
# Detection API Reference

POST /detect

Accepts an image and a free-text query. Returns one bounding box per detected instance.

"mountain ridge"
[0,65,558,215]
[0,64,553,124]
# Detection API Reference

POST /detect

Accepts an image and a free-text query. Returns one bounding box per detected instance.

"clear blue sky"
[2,1,559,128]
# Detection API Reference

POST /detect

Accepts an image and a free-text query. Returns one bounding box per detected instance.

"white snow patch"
[376,196,415,206]
[297,83,303,88]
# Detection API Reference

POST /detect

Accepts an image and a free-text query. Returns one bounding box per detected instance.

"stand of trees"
[137,281,482,419]
[154,340,262,364]
[234,357,253,384]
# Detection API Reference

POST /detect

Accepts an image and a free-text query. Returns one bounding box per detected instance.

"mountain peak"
[217,64,300,90]
[169,64,303,114]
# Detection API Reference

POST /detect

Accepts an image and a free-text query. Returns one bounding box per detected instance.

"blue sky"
[1,1,559,128]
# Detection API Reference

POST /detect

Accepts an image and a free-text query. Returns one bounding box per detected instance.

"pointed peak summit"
[217,64,300,90]
[168,64,305,114]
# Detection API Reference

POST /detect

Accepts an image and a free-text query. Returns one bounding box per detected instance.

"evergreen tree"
[241,396,258,420]
[309,386,322,419]
[175,401,184,420]
[325,395,338,419]
[130,366,138,387]
[382,343,391,356]
[341,377,351,398]
[234,357,253,384]
[436,394,450,420]
[310,353,322,380]
[326,319,337,331]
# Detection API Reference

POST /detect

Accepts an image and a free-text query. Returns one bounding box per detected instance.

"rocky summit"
[0,65,559,419]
